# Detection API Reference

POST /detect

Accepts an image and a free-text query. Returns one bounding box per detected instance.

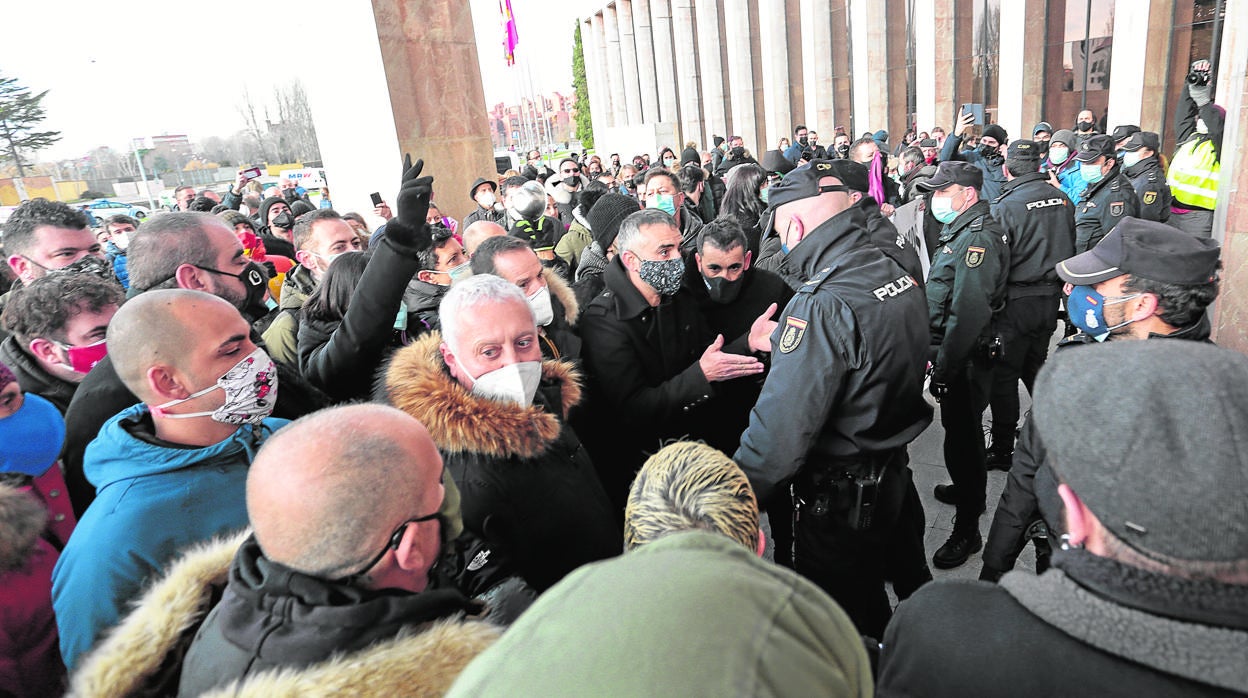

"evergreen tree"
[572,23,594,151]
[0,73,61,178]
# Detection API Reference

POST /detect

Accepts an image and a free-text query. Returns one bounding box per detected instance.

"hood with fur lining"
[383,331,582,459]
[70,530,499,698]
[543,266,579,326]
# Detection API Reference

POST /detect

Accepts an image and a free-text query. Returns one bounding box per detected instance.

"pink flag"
[502,0,519,66]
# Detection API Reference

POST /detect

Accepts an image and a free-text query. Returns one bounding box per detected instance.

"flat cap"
[1056,216,1220,286]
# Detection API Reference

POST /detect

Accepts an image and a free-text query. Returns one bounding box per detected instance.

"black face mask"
[195,261,271,322]
[731,146,745,159]
[1076,121,1093,132]
[836,144,851,158]
[798,136,808,146]
[282,189,301,203]
[44,254,113,281]
[979,143,1001,161]
[704,274,744,304]
[1036,140,1050,157]
[271,211,295,230]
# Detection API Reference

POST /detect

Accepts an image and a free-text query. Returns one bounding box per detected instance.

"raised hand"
[700,334,765,382]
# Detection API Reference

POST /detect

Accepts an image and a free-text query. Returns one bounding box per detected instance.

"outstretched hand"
[748,303,779,354]
[700,334,765,382]
[396,153,434,229]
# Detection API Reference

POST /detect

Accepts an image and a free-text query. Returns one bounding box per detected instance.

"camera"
[1187,69,1211,86]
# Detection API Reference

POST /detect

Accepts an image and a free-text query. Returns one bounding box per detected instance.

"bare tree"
[273,80,321,163]
[237,87,272,163]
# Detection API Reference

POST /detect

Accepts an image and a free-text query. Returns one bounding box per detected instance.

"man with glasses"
[159,404,498,696]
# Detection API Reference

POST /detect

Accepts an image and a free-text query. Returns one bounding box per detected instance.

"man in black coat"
[471,235,583,362]
[579,209,772,508]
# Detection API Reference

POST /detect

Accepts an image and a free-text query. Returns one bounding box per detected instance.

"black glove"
[386,153,435,254]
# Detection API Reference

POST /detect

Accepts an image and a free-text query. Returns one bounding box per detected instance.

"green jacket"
[447,531,873,697]
[260,264,316,368]
[926,200,1009,380]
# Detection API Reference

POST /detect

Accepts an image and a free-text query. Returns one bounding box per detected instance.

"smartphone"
[240,166,262,180]
[959,103,985,126]
[370,192,383,206]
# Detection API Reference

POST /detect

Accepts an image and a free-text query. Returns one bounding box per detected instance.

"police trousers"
[989,294,1060,448]
[940,358,993,518]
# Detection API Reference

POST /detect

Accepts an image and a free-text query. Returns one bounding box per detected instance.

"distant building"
[488,92,575,151]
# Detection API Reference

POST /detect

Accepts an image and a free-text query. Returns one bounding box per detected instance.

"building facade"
[580,0,1224,158]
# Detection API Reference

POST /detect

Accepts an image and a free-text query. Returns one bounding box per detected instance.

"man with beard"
[939,112,1009,201]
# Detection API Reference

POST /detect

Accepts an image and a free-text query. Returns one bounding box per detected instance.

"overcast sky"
[0,0,582,161]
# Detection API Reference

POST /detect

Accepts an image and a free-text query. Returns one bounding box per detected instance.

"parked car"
[84,199,151,223]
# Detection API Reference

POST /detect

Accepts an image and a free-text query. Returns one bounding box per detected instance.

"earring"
[1059,533,1083,551]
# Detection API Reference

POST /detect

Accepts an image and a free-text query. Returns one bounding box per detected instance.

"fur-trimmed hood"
[70,531,499,698]
[543,267,579,326]
[0,482,45,570]
[383,331,582,459]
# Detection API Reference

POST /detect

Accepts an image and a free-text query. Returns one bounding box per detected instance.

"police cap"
[767,159,869,207]
[1121,131,1161,153]
[1074,134,1117,162]
[1056,216,1221,286]
[1111,124,1141,143]
[1006,140,1042,161]
[915,161,983,192]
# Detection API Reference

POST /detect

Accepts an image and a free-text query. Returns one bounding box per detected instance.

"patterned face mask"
[637,256,685,296]
[152,347,278,425]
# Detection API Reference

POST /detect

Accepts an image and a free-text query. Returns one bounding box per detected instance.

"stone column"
[695,0,729,141]
[995,0,1027,139]
[848,0,873,134]
[672,0,705,147]
[591,13,616,131]
[802,0,835,134]
[1018,0,1048,135]
[1105,0,1152,131]
[914,0,937,132]
[758,0,792,149]
[632,0,661,124]
[1140,0,1177,140]
[931,0,957,133]
[723,0,758,149]
[651,0,681,126]
[603,6,629,127]
[1210,0,1248,349]
[616,0,644,125]
[340,0,496,225]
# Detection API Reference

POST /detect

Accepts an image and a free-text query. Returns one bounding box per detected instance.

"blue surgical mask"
[647,193,677,216]
[1080,162,1105,184]
[1122,151,1143,168]
[1048,147,1069,165]
[931,194,959,224]
[760,187,770,204]
[1066,285,1142,341]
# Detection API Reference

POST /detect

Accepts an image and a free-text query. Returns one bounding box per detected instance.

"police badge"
[965,246,985,268]
[1110,201,1124,216]
[1143,191,1157,205]
[779,316,808,353]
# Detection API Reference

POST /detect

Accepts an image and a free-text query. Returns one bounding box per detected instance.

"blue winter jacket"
[51,404,288,671]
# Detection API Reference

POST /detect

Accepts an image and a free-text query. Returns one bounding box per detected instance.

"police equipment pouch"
[796,460,885,531]
[850,468,882,531]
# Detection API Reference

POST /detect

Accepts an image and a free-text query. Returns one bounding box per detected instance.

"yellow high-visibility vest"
[1167,139,1219,210]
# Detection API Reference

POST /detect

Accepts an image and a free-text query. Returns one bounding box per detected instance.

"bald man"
[462,220,507,258]
[51,290,290,672]
[175,404,498,696]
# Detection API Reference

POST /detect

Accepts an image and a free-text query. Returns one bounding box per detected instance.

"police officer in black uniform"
[920,161,1009,569]
[1120,131,1172,223]
[985,141,1076,468]
[734,160,933,639]
[1074,134,1140,253]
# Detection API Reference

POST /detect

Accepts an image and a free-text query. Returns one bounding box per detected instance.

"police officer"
[734,160,933,639]
[919,161,1009,569]
[1120,132,1171,223]
[1073,134,1140,254]
[985,141,1076,468]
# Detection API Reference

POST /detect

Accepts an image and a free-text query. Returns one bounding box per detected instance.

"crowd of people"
[0,59,1240,696]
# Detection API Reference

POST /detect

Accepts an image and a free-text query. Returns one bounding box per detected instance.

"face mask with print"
[527,285,554,326]
[647,193,677,216]
[637,256,685,296]
[54,338,108,374]
[464,360,543,407]
[1066,285,1142,342]
[152,346,279,425]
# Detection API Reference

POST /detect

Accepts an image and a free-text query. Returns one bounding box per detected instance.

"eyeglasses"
[335,509,442,583]
[562,168,580,174]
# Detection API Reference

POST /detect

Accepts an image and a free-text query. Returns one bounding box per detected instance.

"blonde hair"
[624,442,759,551]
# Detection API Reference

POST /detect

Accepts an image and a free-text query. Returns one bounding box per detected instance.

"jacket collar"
[1000,171,1049,194]
[279,264,317,310]
[543,267,579,326]
[784,204,874,280]
[939,200,991,242]
[382,332,582,458]
[1123,156,1162,179]
[0,335,76,411]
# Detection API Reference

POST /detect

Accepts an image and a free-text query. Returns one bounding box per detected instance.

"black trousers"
[989,295,1060,448]
[771,453,929,640]
[940,359,993,519]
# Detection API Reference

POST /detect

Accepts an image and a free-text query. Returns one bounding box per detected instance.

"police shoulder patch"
[965,246,986,268]
[1110,201,1124,217]
[778,316,808,354]
[1143,191,1157,205]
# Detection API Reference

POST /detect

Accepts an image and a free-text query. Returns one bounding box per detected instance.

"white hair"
[439,274,535,352]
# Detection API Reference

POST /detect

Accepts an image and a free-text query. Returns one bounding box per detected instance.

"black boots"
[933,518,982,569]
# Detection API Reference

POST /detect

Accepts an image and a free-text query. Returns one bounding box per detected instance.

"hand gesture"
[374,201,393,221]
[953,110,974,138]
[233,169,250,195]
[880,202,896,217]
[748,303,779,354]
[396,153,434,229]
[700,334,765,382]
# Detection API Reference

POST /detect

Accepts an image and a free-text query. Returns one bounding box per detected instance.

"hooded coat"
[0,483,66,698]
[382,333,619,592]
[50,405,288,671]
[447,531,873,698]
[69,531,499,698]
[536,268,582,362]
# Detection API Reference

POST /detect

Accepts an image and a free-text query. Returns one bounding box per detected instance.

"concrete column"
[1018,0,1048,136]
[802,0,835,134]
[723,0,758,149]
[616,0,645,125]
[1210,0,1248,348]
[995,0,1026,139]
[931,0,957,133]
[914,0,936,132]
[672,0,705,147]
[334,0,496,225]
[632,0,661,124]
[848,0,872,134]
[603,6,628,127]
[591,14,616,130]
[695,0,729,141]
[758,0,792,149]
[1105,0,1152,131]
[1140,0,1177,141]
[651,0,681,126]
